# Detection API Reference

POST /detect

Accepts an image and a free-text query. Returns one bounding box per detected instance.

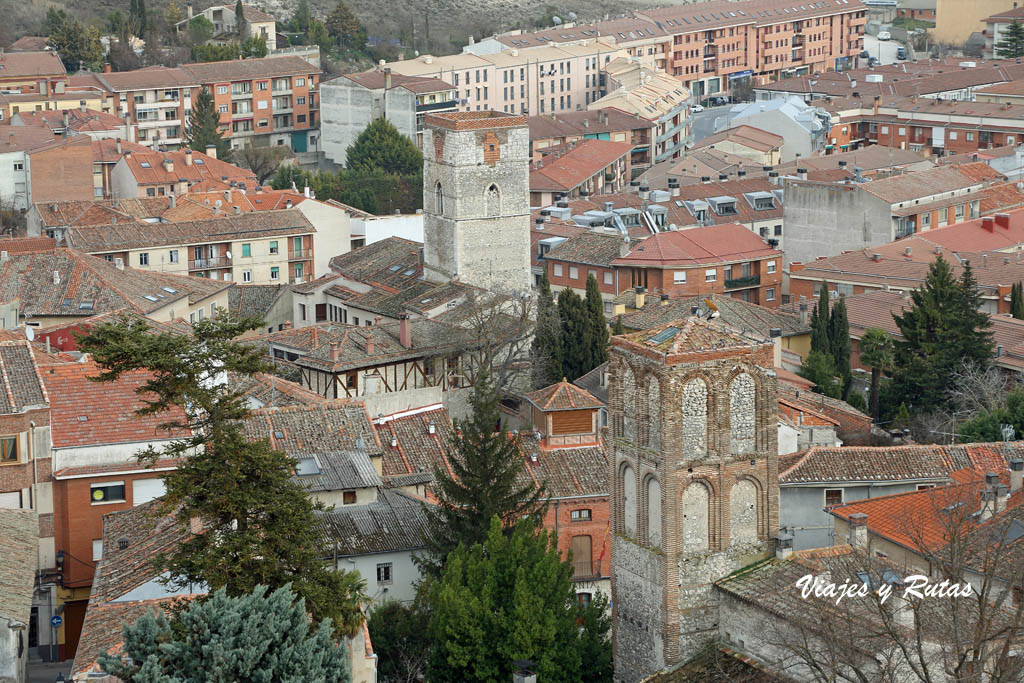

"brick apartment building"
[529,138,633,205]
[84,67,200,149]
[0,50,67,94]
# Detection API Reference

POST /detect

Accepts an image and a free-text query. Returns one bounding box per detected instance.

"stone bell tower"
[421,111,532,293]
[608,317,780,681]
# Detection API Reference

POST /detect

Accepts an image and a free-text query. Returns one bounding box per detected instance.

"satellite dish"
[225,250,232,260]
[568,11,578,20]
[24,326,34,342]
[552,15,562,24]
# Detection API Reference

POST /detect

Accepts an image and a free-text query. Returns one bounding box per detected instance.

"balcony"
[792,34,806,47]
[189,256,232,270]
[416,99,459,113]
[725,274,760,290]
[288,248,310,260]
[571,557,596,580]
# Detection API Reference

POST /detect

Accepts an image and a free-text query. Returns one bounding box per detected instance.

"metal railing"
[725,274,760,289]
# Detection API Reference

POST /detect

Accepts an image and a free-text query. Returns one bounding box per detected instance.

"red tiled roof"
[14,108,124,132]
[120,148,257,188]
[691,125,784,153]
[858,166,982,204]
[524,380,603,412]
[7,36,48,51]
[180,56,318,84]
[91,138,151,164]
[951,161,1006,183]
[339,70,453,93]
[612,223,781,267]
[0,50,65,78]
[529,139,633,191]
[40,361,189,448]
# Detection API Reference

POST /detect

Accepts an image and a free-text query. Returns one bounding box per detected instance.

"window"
[569,266,579,279]
[921,212,931,228]
[169,250,178,263]
[966,132,975,141]
[270,267,279,280]
[218,104,228,113]
[0,437,15,463]
[604,271,613,285]
[242,269,252,283]
[881,125,889,134]
[12,162,23,172]
[571,509,592,521]
[767,261,776,274]
[296,78,305,87]
[377,562,393,585]
[949,131,958,140]
[257,81,268,91]
[939,207,948,224]
[342,490,356,504]
[92,539,103,561]
[673,270,687,284]
[294,263,303,279]
[91,482,126,504]
[570,535,593,577]
[147,188,156,197]
[553,264,563,277]
[824,488,843,506]
[217,85,228,95]
[917,484,937,491]
[955,204,965,220]
[241,243,251,258]
[269,240,278,254]
[139,252,149,266]
[705,268,717,282]
[898,127,906,136]
[297,96,306,105]
[766,287,775,301]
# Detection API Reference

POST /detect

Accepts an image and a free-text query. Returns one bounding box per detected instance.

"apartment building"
[86,67,200,149]
[0,50,66,94]
[110,146,258,198]
[180,56,321,152]
[11,106,133,141]
[981,3,1024,59]
[66,209,316,287]
[529,107,657,169]
[529,138,633,205]
[0,131,94,209]
[0,90,106,123]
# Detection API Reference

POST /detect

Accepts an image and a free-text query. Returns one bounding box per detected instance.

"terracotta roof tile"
[119,148,257,188]
[0,50,65,78]
[544,230,625,267]
[612,223,781,267]
[180,56,318,83]
[858,166,982,204]
[621,295,808,337]
[690,125,784,153]
[529,139,633,191]
[616,316,766,355]
[525,379,603,412]
[337,70,453,93]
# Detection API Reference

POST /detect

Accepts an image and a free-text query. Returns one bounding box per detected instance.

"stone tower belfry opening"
[420,111,532,293]
[608,317,780,681]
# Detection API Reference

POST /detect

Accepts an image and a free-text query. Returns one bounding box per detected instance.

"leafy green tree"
[420,369,546,576]
[187,14,214,45]
[532,270,564,387]
[557,287,591,381]
[185,86,231,162]
[98,585,351,683]
[346,117,422,175]
[828,296,852,397]
[810,282,831,356]
[428,517,609,682]
[326,0,366,49]
[858,327,894,421]
[577,592,614,682]
[612,315,625,336]
[164,0,185,27]
[308,19,331,49]
[192,42,242,62]
[107,11,127,35]
[799,350,841,399]
[48,21,105,72]
[959,389,1024,442]
[41,7,70,36]
[368,600,430,683]
[291,0,312,34]
[891,255,994,412]
[584,273,609,375]
[241,35,268,57]
[996,19,1024,59]
[77,314,366,637]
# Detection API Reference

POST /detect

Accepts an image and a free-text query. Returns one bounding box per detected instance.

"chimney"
[428,420,436,435]
[205,144,217,160]
[904,246,911,257]
[285,199,293,209]
[660,293,669,306]
[384,67,392,90]
[185,149,193,165]
[634,286,646,309]
[329,342,341,362]
[775,532,794,561]
[798,167,808,180]
[848,512,868,548]
[163,158,174,173]
[52,271,60,285]
[114,257,124,270]
[116,138,122,155]
[365,334,375,355]
[169,194,176,208]
[769,171,780,186]
[995,213,1011,229]
[983,216,995,231]
[872,253,882,262]
[770,326,783,367]
[304,186,311,199]
[873,95,880,116]
[233,206,240,215]
[799,300,809,326]
[1011,459,1024,493]
[979,475,1009,521]
[619,237,631,258]
[399,313,412,348]
[189,515,202,535]
[187,1,193,18]
[604,201,614,212]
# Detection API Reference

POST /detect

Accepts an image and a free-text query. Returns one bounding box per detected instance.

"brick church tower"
[421,111,532,293]
[608,317,780,681]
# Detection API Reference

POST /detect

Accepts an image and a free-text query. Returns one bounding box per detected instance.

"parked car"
[859,49,870,58]
[877,30,891,40]
[896,46,907,60]
[691,103,704,112]
[868,56,880,67]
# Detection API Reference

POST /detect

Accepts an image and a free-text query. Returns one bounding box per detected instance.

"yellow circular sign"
[92,489,105,501]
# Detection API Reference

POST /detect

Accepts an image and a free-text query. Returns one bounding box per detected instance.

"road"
[863,33,902,66]
[690,105,729,144]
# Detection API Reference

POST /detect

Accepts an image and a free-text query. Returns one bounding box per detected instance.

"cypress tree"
[235,0,246,35]
[612,315,625,335]
[1013,282,1024,319]
[420,369,546,577]
[557,287,590,381]
[532,270,564,387]
[584,273,609,375]
[185,86,231,162]
[828,296,852,397]
[810,282,831,355]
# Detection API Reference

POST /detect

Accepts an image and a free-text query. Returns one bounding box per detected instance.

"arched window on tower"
[485,184,500,217]
[730,373,756,455]
[730,479,759,545]
[621,462,636,537]
[435,182,444,216]
[681,481,710,552]
[646,476,662,548]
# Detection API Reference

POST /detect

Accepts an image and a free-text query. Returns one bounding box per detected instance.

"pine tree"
[129,0,148,37]
[799,350,841,399]
[858,327,894,421]
[828,296,852,397]
[996,19,1024,59]
[612,315,625,335]
[532,270,564,387]
[235,0,246,36]
[99,586,352,682]
[557,287,591,381]
[420,369,546,576]
[48,21,105,72]
[78,314,367,637]
[1012,282,1024,320]
[583,273,609,375]
[325,0,366,49]
[810,282,831,356]
[185,86,231,162]
[292,0,312,33]
[428,517,609,683]
[345,117,422,175]
[892,255,994,412]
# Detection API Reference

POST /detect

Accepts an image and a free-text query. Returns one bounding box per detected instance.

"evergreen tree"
[583,273,609,375]
[420,369,546,576]
[235,0,246,35]
[891,255,994,412]
[99,586,351,683]
[532,270,564,387]
[1012,282,1024,320]
[557,287,591,381]
[78,314,366,637]
[48,21,105,72]
[41,7,70,35]
[858,327,894,421]
[996,19,1024,59]
[185,86,231,162]
[612,315,625,335]
[325,0,366,49]
[578,592,614,682]
[129,0,148,37]
[810,282,831,356]
[164,0,186,27]
[291,0,312,33]
[368,600,430,683]
[828,296,852,397]
[240,35,268,57]
[187,14,215,45]
[345,117,422,175]
[799,350,841,399]
[428,518,610,683]
[307,19,331,49]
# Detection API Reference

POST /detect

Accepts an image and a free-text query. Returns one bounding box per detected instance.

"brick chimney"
[329,341,341,362]
[163,158,174,173]
[1011,459,1024,493]
[185,148,193,165]
[848,512,868,548]
[398,313,412,348]
[979,473,1008,521]
[634,286,646,309]
[982,216,995,231]
[365,334,375,355]
[995,212,1011,229]
[205,144,217,160]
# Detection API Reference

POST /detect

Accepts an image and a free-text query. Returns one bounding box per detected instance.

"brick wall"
[30,137,94,203]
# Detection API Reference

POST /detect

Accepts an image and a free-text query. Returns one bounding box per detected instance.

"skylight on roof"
[194,159,205,164]
[143,295,159,302]
[402,269,416,276]
[273,429,285,439]
[162,286,178,294]
[140,162,151,168]
[78,301,94,310]
[648,327,680,344]
[389,265,401,272]
[295,456,320,476]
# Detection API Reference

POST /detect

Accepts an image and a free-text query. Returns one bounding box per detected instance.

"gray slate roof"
[0,508,37,624]
[317,489,430,555]
[0,342,47,413]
